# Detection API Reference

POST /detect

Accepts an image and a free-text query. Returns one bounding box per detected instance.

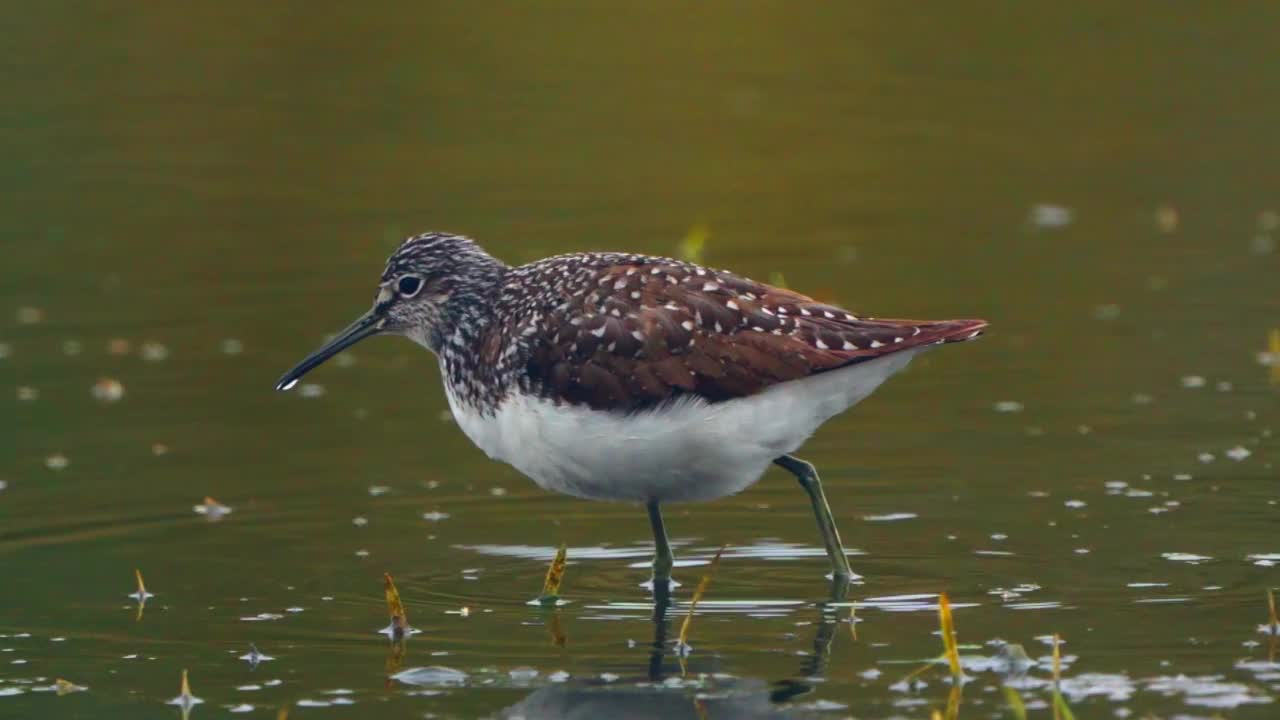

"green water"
[3,4,1279,718]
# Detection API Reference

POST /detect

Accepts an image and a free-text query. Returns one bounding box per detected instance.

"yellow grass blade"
[1052,633,1062,683]
[1052,691,1077,720]
[678,223,710,264]
[384,572,409,638]
[944,684,962,719]
[678,546,725,650]
[1050,633,1077,720]
[179,669,191,698]
[537,544,568,605]
[53,678,86,695]
[1269,329,1280,384]
[678,545,726,675]
[1002,685,1028,720]
[939,593,962,681]
[547,610,567,648]
[135,569,147,596]
[1268,588,1279,634]
[849,603,858,642]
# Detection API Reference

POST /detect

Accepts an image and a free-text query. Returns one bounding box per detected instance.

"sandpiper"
[276,232,986,585]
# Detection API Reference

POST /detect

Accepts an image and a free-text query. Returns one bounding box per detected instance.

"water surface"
[3,4,1279,717]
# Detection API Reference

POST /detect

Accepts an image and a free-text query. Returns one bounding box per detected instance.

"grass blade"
[536,544,568,606]
[939,593,962,681]
[677,545,726,675]
[384,572,409,640]
[1002,685,1027,720]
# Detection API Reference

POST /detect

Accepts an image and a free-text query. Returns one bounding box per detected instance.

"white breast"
[443,349,921,503]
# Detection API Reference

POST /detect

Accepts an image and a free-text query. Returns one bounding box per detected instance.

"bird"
[275,232,987,586]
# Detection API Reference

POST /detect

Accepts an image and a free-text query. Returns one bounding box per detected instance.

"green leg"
[647,500,674,585]
[774,455,854,582]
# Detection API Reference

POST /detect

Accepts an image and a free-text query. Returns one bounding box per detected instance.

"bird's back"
[488,251,985,413]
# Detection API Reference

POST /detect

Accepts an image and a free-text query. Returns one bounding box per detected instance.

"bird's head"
[275,232,505,391]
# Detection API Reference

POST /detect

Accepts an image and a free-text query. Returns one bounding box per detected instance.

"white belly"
[443,350,920,503]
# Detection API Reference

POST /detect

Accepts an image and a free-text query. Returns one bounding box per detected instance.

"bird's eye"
[397,275,423,297]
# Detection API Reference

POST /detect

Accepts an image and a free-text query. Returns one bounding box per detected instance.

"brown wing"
[522,259,986,412]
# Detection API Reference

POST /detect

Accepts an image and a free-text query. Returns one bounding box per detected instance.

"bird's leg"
[647,571,673,681]
[774,455,854,582]
[646,500,674,588]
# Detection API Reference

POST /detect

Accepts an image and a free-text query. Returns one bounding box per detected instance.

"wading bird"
[276,233,985,586]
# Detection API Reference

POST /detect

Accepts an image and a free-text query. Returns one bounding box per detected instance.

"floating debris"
[1226,445,1252,462]
[240,644,274,668]
[220,338,244,355]
[389,666,468,687]
[677,223,710,264]
[1180,375,1206,389]
[140,341,169,362]
[61,340,82,356]
[421,511,450,522]
[45,454,69,471]
[1197,452,1216,464]
[193,497,232,521]
[1162,552,1213,564]
[1092,304,1121,321]
[864,512,918,522]
[106,338,131,356]
[297,383,326,399]
[334,352,357,368]
[152,443,170,456]
[0,480,7,492]
[993,401,1024,413]
[352,516,368,527]
[1154,204,1179,233]
[16,306,44,324]
[17,386,39,402]
[676,545,726,665]
[53,678,87,695]
[1063,499,1086,509]
[166,669,203,714]
[531,544,568,607]
[1029,204,1074,229]
[91,378,125,403]
[367,485,391,497]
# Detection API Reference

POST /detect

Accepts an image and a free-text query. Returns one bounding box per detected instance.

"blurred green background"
[2,3,1278,718]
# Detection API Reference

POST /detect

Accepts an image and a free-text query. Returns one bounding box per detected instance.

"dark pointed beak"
[275,309,385,391]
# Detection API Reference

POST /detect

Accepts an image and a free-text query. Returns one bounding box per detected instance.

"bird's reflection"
[501,579,852,719]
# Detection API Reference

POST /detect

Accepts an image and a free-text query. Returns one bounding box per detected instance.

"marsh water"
[3,4,1279,718]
